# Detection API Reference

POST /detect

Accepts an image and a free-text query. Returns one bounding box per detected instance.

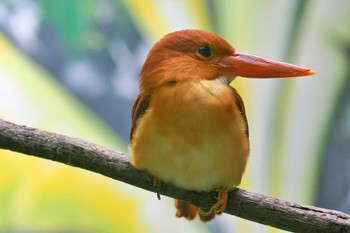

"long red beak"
[219,51,315,78]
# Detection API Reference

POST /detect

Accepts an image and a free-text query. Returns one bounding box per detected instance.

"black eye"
[197,46,212,58]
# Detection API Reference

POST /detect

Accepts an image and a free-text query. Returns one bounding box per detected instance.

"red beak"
[219,51,315,78]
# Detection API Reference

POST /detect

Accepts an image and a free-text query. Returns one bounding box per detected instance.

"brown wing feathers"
[230,87,249,138]
[130,94,150,141]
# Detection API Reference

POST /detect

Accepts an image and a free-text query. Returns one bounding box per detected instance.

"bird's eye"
[197,46,212,58]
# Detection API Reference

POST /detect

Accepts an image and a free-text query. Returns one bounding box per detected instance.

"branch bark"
[0,118,349,233]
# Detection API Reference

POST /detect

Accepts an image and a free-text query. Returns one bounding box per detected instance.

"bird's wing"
[130,94,150,141]
[230,87,249,137]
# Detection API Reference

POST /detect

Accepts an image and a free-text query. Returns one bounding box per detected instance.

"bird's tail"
[175,199,216,222]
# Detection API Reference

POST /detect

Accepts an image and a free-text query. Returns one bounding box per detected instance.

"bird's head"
[139,29,314,93]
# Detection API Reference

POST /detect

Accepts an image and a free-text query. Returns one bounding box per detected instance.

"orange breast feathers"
[129,79,250,191]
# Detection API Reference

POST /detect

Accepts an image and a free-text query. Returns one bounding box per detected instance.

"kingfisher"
[129,29,314,222]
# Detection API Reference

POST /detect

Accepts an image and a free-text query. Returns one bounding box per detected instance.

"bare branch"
[0,118,349,232]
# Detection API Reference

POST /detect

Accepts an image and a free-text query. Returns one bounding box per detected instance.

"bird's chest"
[152,81,237,135]
[130,80,249,190]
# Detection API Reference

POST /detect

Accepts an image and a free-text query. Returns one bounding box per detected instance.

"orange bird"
[129,29,314,222]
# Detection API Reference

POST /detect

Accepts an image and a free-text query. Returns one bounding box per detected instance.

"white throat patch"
[214,76,235,85]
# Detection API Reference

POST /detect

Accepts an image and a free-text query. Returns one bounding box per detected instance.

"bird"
[129,29,314,222]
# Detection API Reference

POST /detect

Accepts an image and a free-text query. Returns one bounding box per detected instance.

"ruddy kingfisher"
[129,29,314,222]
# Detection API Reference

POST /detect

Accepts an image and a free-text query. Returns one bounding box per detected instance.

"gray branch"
[0,118,349,233]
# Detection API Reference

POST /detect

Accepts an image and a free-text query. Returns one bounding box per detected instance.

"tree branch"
[0,118,349,232]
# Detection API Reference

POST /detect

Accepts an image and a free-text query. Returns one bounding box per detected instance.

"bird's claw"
[198,207,212,216]
[153,177,161,200]
[211,189,228,214]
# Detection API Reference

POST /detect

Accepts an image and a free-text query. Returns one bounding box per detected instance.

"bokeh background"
[0,0,349,232]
